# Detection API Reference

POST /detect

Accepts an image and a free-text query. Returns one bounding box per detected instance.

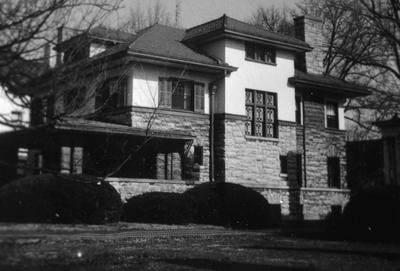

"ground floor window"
[61,146,83,174]
[327,157,340,188]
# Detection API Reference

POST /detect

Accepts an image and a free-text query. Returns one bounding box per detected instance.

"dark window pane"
[326,102,338,129]
[280,155,288,174]
[327,157,340,188]
[194,146,203,165]
[295,96,301,124]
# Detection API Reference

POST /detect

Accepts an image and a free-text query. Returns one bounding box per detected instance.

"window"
[327,157,340,188]
[194,146,203,165]
[96,78,127,111]
[245,43,276,64]
[61,146,83,174]
[296,154,302,187]
[326,102,339,129]
[245,89,277,138]
[159,78,204,112]
[64,87,86,111]
[295,96,302,124]
[280,155,288,174]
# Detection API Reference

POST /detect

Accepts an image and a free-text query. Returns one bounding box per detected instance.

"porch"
[0,119,202,186]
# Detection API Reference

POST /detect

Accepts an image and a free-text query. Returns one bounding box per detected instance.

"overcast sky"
[115,0,298,28]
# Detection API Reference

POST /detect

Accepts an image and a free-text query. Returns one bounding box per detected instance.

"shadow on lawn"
[243,245,400,261]
[162,258,313,271]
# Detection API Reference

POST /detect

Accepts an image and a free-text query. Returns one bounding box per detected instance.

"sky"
[116,0,299,28]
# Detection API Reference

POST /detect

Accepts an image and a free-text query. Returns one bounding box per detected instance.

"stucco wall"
[201,39,296,121]
[0,88,29,132]
[131,63,212,114]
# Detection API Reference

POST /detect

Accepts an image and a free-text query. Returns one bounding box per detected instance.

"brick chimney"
[294,16,325,74]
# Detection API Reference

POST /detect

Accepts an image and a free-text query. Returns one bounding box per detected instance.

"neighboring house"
[0,16,369,220]
[0,88,29,132]
[347,114,400,190]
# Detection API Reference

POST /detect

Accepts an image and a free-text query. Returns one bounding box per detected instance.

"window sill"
[279,173,288,178]
[324,127,345,133]
[245,57,277,66]
[245,135,279,142]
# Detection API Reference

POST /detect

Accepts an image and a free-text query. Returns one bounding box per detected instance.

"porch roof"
[289,70,371,98]
[55,118,195,141]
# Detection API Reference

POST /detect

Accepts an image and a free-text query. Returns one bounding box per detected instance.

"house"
[0,15,370,220]
[347,114,400,190]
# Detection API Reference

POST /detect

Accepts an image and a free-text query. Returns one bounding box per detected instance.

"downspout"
[209,84,217,182]
[209,71,229,183]
[302,93,307,188]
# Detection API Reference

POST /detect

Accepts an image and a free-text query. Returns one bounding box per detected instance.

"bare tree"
[295,0,400,139]
[0,0,122,129]
[249,6,295,36]
[119,1,173,33]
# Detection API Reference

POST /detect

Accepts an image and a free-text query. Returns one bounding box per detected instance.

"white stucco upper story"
[0,88,29,132]
[203,39,297,122]
[130,63,211,114]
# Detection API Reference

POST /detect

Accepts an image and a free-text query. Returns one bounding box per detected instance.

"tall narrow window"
[280,155,288,174]
[295,96,302,124]
[194,146,203,165]
[296,154,302,187]
[327,157,340,188]
[326,102,339,129]
[245,89,277,138]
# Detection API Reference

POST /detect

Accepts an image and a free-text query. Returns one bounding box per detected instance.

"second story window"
[245,89,277,138]
[245,43,276,64]
[326,101,339,129]
[96,78,127,111]
[159,78,204,113]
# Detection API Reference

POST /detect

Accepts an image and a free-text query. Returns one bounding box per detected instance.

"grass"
[0,223,399,271]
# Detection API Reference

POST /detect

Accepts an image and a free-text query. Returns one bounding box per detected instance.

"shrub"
[185,182,269,229]
[0,174,122,224]
[122,192,196,225]
[342,185,400,242]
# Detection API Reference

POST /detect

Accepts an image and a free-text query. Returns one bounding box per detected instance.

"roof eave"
[127,51,238,73]
[289,77,371,98]
[184,30,312,52]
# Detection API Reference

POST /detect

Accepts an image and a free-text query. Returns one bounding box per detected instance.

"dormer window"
[245,43,276,64]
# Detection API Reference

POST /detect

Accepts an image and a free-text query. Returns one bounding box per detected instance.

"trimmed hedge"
[342,185,400,242]
[0,174,122,224]
[185,182,270,229]
[122,192,196,224]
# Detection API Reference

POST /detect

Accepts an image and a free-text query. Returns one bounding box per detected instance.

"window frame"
[325,101,339,129]
[245,89,278,138]
[280,155,288,175]
[327,157,341,188]
[159,77,205,113]
[295,95,303,125]
[245,42,276,64]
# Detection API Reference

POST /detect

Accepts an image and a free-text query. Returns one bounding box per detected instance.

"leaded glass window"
[245,89,277,138]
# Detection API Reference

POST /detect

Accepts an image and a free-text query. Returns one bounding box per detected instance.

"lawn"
[0,223,399,271]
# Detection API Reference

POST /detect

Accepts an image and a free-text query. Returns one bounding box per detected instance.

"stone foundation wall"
[301,188,350,220]
[130,107,210,182]
[106,178,195,202]
[215,114,299,188]
[108,178,350,221]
